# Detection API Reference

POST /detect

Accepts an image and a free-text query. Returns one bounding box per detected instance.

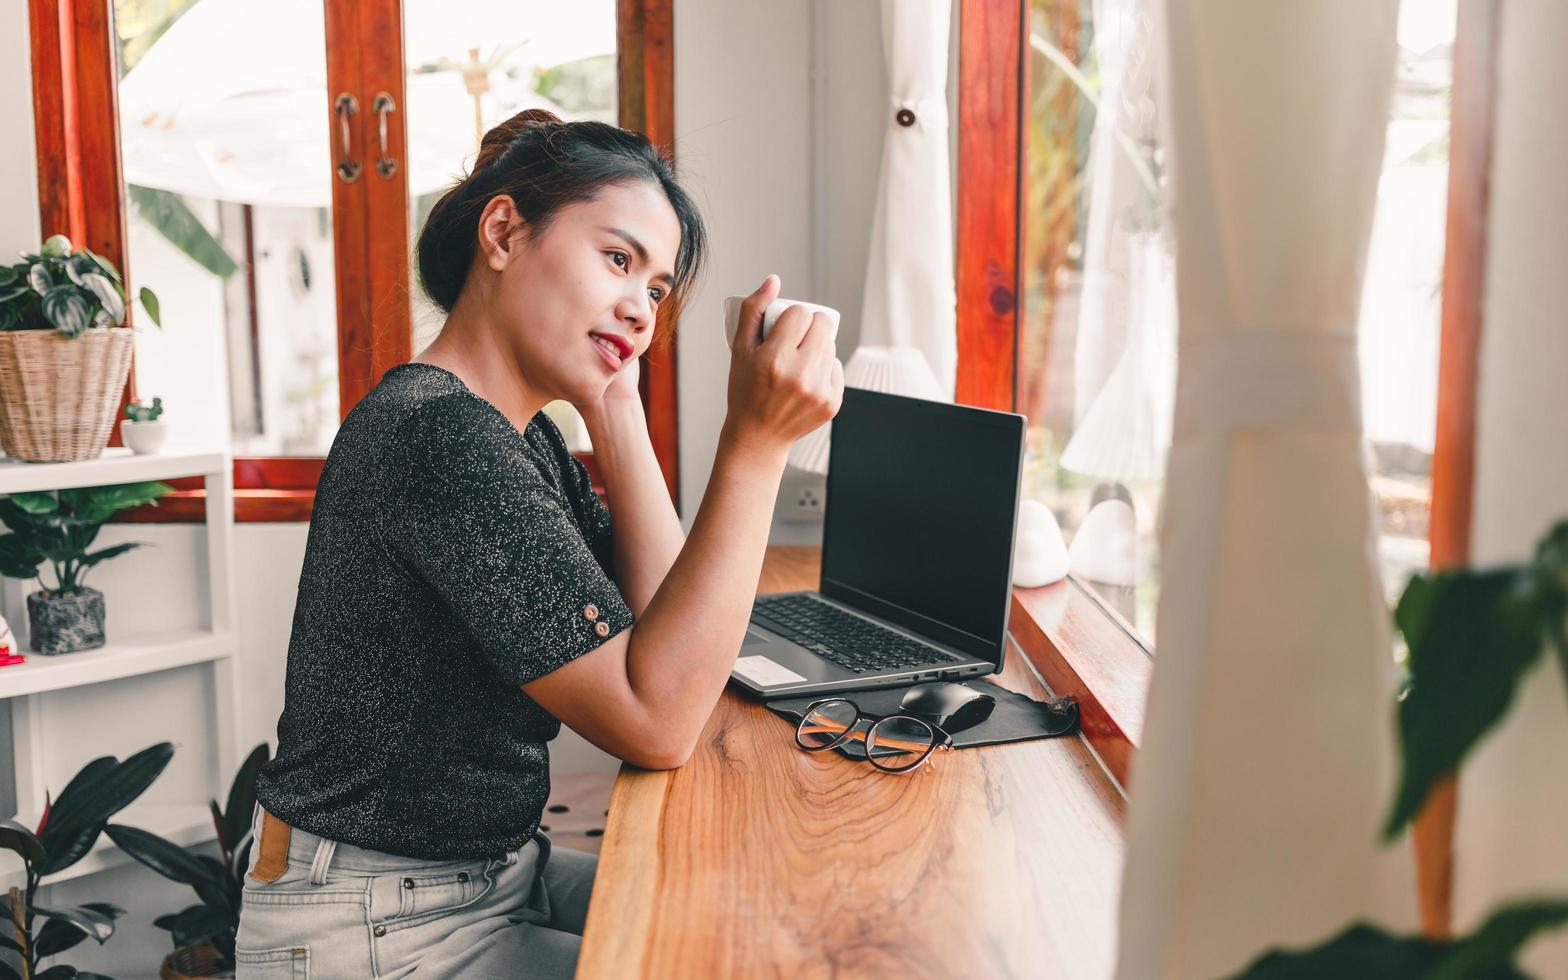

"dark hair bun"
[473,108,563,171]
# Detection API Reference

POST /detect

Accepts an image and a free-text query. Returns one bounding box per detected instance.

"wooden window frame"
[953,0,1149,789]
[27,0,678,523]
[954,0,1493,808]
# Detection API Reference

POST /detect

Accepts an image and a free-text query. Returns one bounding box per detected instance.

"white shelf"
[0,628,232,698]
[0,801,216,891]
[0,447,228,494]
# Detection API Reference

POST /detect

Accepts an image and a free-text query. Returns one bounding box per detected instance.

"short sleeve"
[382,394,635,686]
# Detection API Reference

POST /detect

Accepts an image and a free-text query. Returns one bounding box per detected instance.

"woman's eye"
[649,287,664,305]
[609,250,629,269]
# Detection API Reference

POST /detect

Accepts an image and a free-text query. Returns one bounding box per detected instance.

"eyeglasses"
[794,697,955,774]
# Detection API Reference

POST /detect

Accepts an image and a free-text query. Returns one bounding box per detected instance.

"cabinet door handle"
[334,93,361,182]
[372,92,399,179]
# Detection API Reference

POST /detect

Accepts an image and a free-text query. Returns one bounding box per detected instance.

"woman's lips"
[591,334,623,370]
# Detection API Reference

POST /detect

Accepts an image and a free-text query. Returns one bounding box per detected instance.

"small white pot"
[120,419,169,455]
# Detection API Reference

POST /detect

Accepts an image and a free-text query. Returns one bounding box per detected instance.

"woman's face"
[476,179,682,407]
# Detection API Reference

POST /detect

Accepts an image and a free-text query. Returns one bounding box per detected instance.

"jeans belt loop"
[307,836,337,886]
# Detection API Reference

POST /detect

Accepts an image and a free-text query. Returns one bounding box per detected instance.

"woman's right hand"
[722,275,845,457]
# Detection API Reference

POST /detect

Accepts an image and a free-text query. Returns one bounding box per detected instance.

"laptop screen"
[820,388,1026,663]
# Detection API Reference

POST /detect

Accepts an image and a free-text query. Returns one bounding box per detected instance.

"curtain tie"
[1174,330,1362,439]
[891,95,948,133]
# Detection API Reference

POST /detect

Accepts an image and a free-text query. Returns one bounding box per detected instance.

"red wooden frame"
[954,0,1151,787]
[1412,0,1501,940]
[27,0,677,523]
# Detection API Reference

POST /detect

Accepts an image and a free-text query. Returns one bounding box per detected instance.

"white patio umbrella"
[118,0,611,207]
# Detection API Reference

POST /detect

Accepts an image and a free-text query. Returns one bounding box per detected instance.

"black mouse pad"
[763,679,1079,760]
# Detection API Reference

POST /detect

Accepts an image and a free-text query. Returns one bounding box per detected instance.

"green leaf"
[41,284,91,337]
[34,914,92,957]
[127,186,238,279]
[7,492,59,516]
[82,248,121,285]
[78,902,125,921]
[1383,567,1547,840]
[38,821,106,877]
[221,744,271,852]
[0,265,15,287]
[102,824,221,890]
[40,744,174,874]
[0,962,23,980]
[0,532,46,579]
[28,264,53,294]
[1229,922,1446,979]
[80,272,124,324]
[0,819,46,868]
[80,542,140,569]
[163,902,229,950]
[33,903,116,944]
[1432,898,1568,980]
[139,286,162,327]
[38,756,117,838]
[69,482,174,524]
[36,967,81,980]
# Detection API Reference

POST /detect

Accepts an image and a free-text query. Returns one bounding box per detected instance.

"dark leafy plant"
[1230,520,1568,978]
[0,742,175,980]
[1385,520,1568,839]
[106,744,270,970]
[0,235,160,337]
[1234,899,1568,980]
[123,399,164,423]
[0,483,174,596]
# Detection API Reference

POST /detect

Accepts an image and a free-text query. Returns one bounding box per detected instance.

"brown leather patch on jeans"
[249,809,291,883]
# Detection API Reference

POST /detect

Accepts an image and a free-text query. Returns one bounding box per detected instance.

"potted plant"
[121,398,168,456]
[106,744,271,980]
[0,481,174,654]
[0,233,162,462]
[1232,521,1568,977]
[0,742,175,980]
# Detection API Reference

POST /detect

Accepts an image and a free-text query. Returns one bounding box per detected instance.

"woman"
[235,109,843,978]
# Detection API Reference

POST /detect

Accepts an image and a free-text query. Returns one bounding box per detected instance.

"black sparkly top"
[254,362,634,860]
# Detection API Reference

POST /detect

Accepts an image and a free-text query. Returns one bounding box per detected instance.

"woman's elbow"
[630,738,696,771]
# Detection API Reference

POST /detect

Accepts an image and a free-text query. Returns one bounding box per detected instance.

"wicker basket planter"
[160,940,234,980]
[0,328,134,462]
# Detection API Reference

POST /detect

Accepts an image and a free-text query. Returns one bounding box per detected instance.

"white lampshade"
[786,345,947,475]
[1059,232,1177,482]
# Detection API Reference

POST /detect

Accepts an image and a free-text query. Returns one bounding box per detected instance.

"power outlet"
[778,469,827,523]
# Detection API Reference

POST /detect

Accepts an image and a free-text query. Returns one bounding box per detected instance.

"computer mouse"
[898,682,996,734]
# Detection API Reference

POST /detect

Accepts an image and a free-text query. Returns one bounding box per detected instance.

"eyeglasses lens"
[865,716,936,772]
[797,699,860,749]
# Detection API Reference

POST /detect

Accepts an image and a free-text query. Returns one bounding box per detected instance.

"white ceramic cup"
[723,296,840,350]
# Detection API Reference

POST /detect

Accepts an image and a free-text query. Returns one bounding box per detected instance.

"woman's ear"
[478,195,521,272]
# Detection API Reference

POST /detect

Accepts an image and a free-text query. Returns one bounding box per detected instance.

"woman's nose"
[619,293,655,334]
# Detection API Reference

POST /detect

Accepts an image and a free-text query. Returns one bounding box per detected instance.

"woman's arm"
[580,397,685,618]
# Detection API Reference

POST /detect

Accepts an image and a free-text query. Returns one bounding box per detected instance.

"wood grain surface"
[578,546,1125,979]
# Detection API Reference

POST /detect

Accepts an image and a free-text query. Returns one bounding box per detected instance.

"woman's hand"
[599,349,642,404]
[721,275,844,458]
[573,350,642,435]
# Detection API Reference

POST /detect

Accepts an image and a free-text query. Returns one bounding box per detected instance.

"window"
[956,0,1479,784]
[31,0,678,521]
[1015,0,1456,648]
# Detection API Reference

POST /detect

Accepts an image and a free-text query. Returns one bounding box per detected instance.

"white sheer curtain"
[1115,3,1411,976]
[856,0,957,400]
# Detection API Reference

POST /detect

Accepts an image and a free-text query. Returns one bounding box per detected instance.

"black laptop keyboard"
[751,594,964,674]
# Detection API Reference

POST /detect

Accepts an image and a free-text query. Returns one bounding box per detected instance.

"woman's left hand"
[575,351,641,425]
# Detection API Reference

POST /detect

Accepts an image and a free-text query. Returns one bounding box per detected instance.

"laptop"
[729,387,1027,699]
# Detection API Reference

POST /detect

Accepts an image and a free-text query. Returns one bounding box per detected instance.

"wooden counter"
[577,546,1126,979]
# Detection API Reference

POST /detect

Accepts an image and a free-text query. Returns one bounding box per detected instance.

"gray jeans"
[235,804,597,979]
